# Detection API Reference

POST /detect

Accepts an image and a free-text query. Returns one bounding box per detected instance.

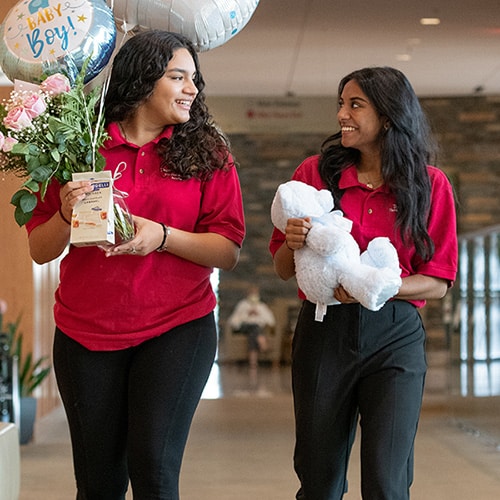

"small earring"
[384,122,390,131]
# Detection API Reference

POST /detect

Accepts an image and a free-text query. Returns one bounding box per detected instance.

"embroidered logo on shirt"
[389,204,398,212]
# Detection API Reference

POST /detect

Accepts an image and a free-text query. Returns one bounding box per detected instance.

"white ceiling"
[198,0,500,97]
[2,0,500,98]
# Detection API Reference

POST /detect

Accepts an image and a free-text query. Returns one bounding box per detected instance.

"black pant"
[293,301,427,500]
[53,313,217,500]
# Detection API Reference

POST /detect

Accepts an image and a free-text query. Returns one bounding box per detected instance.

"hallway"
[18,361,500,499]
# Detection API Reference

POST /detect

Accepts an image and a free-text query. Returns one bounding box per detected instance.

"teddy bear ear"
[270,190,288,232]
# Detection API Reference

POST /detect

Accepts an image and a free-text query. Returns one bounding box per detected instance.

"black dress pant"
[293,300,427,500]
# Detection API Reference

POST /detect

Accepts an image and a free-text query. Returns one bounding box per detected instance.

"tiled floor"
[18,360,500,499]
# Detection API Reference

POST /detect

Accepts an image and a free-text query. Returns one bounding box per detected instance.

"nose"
[184,78,198,96]
[337,106,349,121]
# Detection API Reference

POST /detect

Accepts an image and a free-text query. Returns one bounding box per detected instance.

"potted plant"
[0,299,51,444]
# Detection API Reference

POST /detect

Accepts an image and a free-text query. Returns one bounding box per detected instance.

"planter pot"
[20,396,37,445]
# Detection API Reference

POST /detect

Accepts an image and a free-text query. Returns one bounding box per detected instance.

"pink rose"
[41,73,71,95]
[22,92,47,119]
[0,132,4,151]
[0,299,7,315]
[3,106,33,130]
[3,136,19,152]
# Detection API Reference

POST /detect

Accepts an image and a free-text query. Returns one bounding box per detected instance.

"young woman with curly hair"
[26,30,245,499]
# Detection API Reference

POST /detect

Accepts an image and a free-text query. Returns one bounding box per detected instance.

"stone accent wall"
[218,95,500,352]
[423,95,500,233]
[218,134,325,328]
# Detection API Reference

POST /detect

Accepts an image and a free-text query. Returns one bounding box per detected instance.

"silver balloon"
[0,0,117,84]
[110,0,260,52]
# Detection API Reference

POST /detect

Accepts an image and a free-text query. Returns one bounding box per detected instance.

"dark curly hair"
[319,67,438,261]
[104,30,232,180]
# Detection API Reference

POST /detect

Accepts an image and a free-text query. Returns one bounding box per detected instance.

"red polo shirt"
[26,123,245,350]
[269,155,457,307]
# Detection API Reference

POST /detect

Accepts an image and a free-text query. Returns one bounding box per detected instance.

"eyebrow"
[166,67,195,75]
[347,96,369,103]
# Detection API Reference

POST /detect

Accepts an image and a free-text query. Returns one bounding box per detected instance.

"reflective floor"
[18,360,500,499]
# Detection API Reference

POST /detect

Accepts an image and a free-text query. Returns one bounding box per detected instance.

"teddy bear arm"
[339,266,402,311]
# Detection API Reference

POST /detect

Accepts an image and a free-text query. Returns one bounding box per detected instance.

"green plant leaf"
[14,206,33,226]
[19,191,38,213]
[1,314,52,397]
[22,178,40,192]
[30,165,53,182]
[10,189,30,205]
[11,143,31,156]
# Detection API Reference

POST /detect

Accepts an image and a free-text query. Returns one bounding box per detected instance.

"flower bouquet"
[0,62,134,244]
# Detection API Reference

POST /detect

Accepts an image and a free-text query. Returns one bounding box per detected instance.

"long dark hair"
[319,67,437,261]
[104,30,232,180]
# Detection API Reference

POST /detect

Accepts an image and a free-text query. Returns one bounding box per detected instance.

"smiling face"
[337,79,387,157]
[141,48,199,127]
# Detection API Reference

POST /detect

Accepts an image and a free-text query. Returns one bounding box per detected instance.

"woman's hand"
[104,216,163,257]
[333,285,358,304]
[285,217,312,250]
[28,181,93,264]
[105,216,240,270]
[58,180,93,224]
[273,217,312,280]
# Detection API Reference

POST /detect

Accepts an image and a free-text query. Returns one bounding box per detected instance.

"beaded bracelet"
[59,207,71,225]
[156,223,171,252]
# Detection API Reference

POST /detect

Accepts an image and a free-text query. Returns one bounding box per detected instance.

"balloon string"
[91,0,133,171]
[91,67,111,172]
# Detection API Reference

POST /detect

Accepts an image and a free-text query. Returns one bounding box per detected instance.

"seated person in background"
[228,286,276,368]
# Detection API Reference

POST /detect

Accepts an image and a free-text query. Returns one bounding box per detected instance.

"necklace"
[358,173,383,189]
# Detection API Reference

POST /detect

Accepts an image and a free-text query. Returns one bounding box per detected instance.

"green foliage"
[0,311,51,398]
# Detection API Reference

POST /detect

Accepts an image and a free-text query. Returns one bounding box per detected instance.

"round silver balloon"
[0,0,117,84]
[110,0,260,52]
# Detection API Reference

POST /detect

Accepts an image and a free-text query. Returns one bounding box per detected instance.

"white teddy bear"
[271,180,402,321]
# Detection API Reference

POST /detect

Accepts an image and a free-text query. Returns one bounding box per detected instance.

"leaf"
[19,190,38,213]
[10,188,31,205]
[23,178,40,192]
[40,179,50,199]
[11,143,31,156]
[10,189,38,226]
[26,156,41,171]
[28,144,40,155]
[38,153,51,165]
[14,205,33,226]
[30,165,54,182]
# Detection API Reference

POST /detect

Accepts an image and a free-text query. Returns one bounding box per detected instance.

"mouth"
[341,126,356,132]
[176,99,192,109]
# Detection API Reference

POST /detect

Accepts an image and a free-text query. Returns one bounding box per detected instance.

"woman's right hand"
[28,181,93,264]
[58,181,93,223]
[284,217,312,250]
[273,217,312,281]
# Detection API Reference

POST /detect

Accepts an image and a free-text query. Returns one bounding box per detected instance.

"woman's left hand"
[104,216,163,257]
[333,285,359,304]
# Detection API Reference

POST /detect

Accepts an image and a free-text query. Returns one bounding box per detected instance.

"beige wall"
[1,0,60,416]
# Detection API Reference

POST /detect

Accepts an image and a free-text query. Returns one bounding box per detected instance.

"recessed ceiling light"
[396,54,412,62]
[420,18,441,26]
